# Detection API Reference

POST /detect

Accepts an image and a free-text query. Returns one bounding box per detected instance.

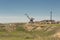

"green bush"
[0,29,6,32]
[16,26,25,31]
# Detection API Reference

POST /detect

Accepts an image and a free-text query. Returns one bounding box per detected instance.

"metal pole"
[50,11,52,20]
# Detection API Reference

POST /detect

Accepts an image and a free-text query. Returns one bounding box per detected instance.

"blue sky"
[0,0,60,23]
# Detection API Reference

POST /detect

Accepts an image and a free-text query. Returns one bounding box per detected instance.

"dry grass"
[0,23,60,40]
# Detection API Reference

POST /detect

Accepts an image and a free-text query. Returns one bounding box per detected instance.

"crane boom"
[25,13,30,19]
[25,13,34,23]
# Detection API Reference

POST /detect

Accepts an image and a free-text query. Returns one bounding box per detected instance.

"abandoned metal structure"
[25,13,34,23]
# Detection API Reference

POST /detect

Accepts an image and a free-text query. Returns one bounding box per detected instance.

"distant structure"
[40,20,55,24]
[50,10,53,24]
[39,10,56,24]
[50,10,52,21]
[25,13,34,23]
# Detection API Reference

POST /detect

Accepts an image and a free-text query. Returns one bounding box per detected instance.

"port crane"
[25,13,34,23]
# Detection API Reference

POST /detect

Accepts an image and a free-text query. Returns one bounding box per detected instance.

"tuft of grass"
[16,25,25,31]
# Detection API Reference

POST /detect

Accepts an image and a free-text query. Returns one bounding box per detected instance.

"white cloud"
[0,16,59,23]
[34,16,50,21]
[0,16,28,23]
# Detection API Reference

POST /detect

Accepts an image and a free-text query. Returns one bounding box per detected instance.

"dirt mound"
[52,26,60,38]
[24,23,48,31]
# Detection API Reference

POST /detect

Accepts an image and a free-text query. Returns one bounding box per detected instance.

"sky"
[0,0,60,23]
